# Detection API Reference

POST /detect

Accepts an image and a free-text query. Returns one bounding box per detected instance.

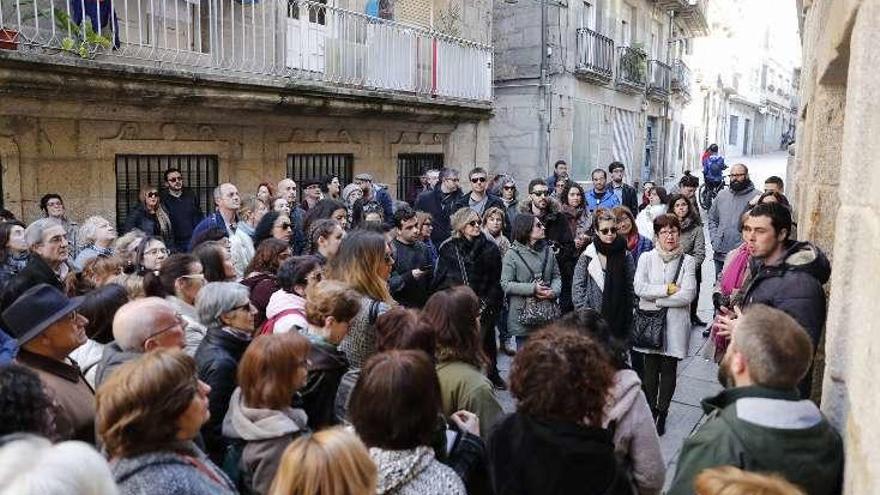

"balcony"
[575,27,613,84]
[616,46,646,93]
[677,0,709,37]
[647,60,670,100]
[0,0,493,104]
[671,58,691,98]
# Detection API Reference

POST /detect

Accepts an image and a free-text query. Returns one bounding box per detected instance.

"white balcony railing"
[0,0,493,103]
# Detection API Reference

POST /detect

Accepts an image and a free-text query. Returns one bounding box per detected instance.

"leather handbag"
[632,255,685,349]
[513,247,561,327]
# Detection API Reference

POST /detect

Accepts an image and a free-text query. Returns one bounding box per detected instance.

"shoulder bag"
[632,255,685,349]
[512,246,561,328]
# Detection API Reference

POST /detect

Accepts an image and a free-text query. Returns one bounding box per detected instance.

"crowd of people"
[0,156,843,495]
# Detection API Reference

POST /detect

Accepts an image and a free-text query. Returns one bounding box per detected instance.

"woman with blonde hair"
[123,184,175,248]
[694,466,806,495]
[75,215,117,270]
[325,229,394,369]
[269,427,376,495]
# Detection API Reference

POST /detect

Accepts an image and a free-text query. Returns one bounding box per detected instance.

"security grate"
[115,155,219,230]
[286,154,354,200]
[397,153,443,204]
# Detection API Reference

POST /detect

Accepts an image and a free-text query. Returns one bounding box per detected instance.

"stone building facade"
[793,0,880,492]
[491,0,707,186]
[0,0,492,225]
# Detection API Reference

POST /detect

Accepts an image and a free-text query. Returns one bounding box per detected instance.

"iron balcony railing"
[575,27,613,81]
[647,59,671,97]
[616,45,646,89]
[0,0,493,103]
[671,58,690,96]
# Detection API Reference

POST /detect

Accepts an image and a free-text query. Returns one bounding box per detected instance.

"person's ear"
[219,312,235,327]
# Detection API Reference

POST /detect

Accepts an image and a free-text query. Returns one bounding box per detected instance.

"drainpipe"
[539,0,550,176]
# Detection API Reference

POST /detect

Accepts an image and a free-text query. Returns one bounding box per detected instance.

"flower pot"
[0,28,19,50]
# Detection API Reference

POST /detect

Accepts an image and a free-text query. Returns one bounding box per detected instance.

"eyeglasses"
[730,173,747,178]
[65,310,81,322]
[147,192,158,198]
[167,177,183,183]
[658,230,679,237]
[229,302,251,313]
[145,313,185,342]
[470,177,487,184]
[145,247,169,256]
[467,220,481,228]
[531,190,549,197]
[599,227,619,235]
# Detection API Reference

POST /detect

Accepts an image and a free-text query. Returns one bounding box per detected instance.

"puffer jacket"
[222,388,309,495]
[707,181,755,259]
[111,441,236,495]
[499,241,562,337]
[265,289,307,334]
[742,240,831,345]
[371,446,466,495]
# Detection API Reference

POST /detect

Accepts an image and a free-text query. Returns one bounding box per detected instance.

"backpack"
[260,308,306,335]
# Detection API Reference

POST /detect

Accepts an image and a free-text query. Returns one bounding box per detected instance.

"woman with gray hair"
[193,281,259,464]
[74,216,117,270]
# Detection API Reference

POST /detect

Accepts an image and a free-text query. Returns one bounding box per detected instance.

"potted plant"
[0,27,17,50]
[1,0,41,50]
[54,10,112,59]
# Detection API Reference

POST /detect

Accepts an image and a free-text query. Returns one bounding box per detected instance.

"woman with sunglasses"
[124,184,176,249]
[432,207,505,389]
[145,253,208,356]
[499,178,519,236]
[572,208,635,345]
[253,211,293,248]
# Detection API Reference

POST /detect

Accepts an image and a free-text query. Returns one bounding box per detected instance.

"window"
[286,154,354,200]
[288,0,327,23]
[115,155,219,230]
[397,153,444,203]
[729,115,739,146]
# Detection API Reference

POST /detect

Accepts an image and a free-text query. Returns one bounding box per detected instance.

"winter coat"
[301,334,349,429]
[0,329,17,365]
[371,445,466,495]
[519,199,577,311]
[611,183,640,216]
[631,250,697,360]
[501,198,519,238]
[68,338,105,389]
[560,204,591,257]
[195,327,251,464]
[707,182,755,259]
[454,192,510,232]
[432,235,503,313]
[190,211,237,251]
[436,360,503,439]
[161,189,204,252]
[415,187,465,245]
[485,231,511,257]
[678,220,706,268]
[488,413,627,495]
[265,289,308,334]
[240,272,278,329]
[586,188,621,213]
[339,295,390,369]
[571,243,636,328]
[74,244,113,270]
[94,341,141,387]
[742,240,831,345]
[0,252,28,292]
[111,441,236,495]
[629,235,654,267]
[635,205,667,242]
[15,348,95,443]
[166,296,207,356]
[390,238,431,308]
[8,254,67,293]
[222,388,309,495]
[289,204,308,256]
[500,241,562,337]
[124,203,175,248]
[230,228,255,279]
[668,386,843,495]
[603,370,664,495]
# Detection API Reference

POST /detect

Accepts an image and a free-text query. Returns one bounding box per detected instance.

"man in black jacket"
[415,167,464,245]
[454,167,509,233]
[608,162,639,215]
[1,218,74,309]
[160,168,203,253]
[389,206,431,308]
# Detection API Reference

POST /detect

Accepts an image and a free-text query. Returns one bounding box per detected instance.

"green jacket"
[668,386,843,495]
[500,241,562,337]
[436,361,503,439]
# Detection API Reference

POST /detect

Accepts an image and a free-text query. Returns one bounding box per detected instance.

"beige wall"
[794,0,880,492]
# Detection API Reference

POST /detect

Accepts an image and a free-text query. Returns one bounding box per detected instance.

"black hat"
[301,177,322,188]
[2,284,84,345]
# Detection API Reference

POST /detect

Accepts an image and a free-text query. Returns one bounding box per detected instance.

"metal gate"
[286,154,354,200]
[115,155,219,230]
[397,153,444,204]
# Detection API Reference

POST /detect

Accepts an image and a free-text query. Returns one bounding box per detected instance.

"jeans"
[639,352,679,414]
[498,299,510,341]
[714,258,725,281]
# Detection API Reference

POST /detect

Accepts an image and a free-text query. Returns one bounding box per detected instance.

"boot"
[656,410,668,436]
[691,303,707,328]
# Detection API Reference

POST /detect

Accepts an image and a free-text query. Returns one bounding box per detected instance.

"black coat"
[161,189,203,251]
[616,183,640,216]
[1,255,66,310]
[415,188,464,246]
[520,199,577,311]
[432,235,503,313]
[123,203,176,248]
[195,327,250,464]
[389,239,431,308]
[300,337,349,430]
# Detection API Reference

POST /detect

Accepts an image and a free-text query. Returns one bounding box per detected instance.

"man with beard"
[519,179,576,312]
[608,162,639,214]
[415,167,464,245]
[707,163,755,278]
[668,305,843,495]
[389,206,431,308]
[160,168,203,253]
[586,169,621,213]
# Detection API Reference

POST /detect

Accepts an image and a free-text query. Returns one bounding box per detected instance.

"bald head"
[112,297,182,351]
[277,178,297,203]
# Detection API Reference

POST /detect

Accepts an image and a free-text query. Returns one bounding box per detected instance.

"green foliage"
[621,42,647,83]
[54,9,112,59]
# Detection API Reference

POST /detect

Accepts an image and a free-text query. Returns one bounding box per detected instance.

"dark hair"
[511,213,537,245]
[468,167,488,179]
[39,193,63,214]
[144,253,199,298]
[254,211,284,248]
[0,220,25,259]
[679,171,699,188]
[392,204,418,229]
[163,168,181,183]
[246,238,289,275]
[422,286,485,368]
[765,176,784,189]
[309,219,340,255]
[556,310,628,370]
[79,283,130,344]
[277,255,321,293]
[708,143,719,153]
[0,364,54,437]
[653,214,681,236]
[591,168,608,180]
[608,161,625,173]
[651,186,669,205]
[562,182,585,208]
[193,241,228,282]
[756,191,791,209]
[0,209,16,222]
[190,227,228,250]
[349,350,441,450]
[527,178,547,194]
[510,328,614,426]
[375,308,436,357]
[553,160,567,170]
[439,168,459,180]
[320,174,339,194]
[134,236,164,274]
[747,202,792,240]
[667,193,700,227]
[304,199,347,233]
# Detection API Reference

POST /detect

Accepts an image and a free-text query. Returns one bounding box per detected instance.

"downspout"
[539,0,550,176]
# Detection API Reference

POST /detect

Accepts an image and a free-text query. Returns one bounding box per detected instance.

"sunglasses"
[168,177,182,183]
[279,223,292,230]
[470,177,487,184]
[147,192,158,198]
[599,227,619,235]
[503,186,516,190]
[467,220,481,228]
[531,190,549,197]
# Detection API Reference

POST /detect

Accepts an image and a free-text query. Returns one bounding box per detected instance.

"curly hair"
[422,286,484,368]
[510,327,614,426]
[0,365,54,438]
[245,238,289,276]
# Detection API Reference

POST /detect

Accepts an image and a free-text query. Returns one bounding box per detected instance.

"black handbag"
[512,247,561,327]
[632,255,685,350]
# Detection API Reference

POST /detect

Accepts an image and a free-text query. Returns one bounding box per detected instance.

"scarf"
[720,245,752,296]
[594,236,630,339]
[626,231,639,252]
[654,242,684,263]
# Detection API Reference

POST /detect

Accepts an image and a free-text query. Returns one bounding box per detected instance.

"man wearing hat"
[3,283,95,443]
[301,177,324,212]
[354,173,394,226]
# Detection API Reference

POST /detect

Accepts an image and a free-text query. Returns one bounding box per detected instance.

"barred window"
[397,153,443,203]
[286,154,354,199]
[115,154,219,230]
